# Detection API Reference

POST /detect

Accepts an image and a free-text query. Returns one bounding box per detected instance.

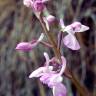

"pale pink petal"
[53,83,67,96]
[29,66,53,78]
[59,56,66,75]
[44,52,50,67]
[71,22,89,32]
[48,75,63,87]
[29,67,45,78]
[77,24,89,32]
[64,22,89,34]
[59,19,65,29]
[40,73,55,85]
[64,25,74,34]
[71,22,81,32]
[63,34,80,50]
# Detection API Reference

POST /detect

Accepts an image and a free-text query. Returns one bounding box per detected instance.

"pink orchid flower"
[60,19,89,50]
[29,52,67,96]
[23,0,49,12]
[16,33,44,51]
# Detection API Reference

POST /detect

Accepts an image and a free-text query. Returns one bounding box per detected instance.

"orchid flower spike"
[15,33,44,51]
[60,19,89,50]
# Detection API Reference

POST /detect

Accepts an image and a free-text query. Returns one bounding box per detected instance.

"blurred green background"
[0,0,96,96]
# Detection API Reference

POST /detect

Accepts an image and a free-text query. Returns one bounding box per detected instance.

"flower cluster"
[15,0,89,96]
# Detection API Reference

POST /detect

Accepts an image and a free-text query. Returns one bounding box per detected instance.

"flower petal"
[77,24,89,32]
[64,25,74,34]
[59,56,66,75]
[64,22,89,34]
[40,73,54,85]
[43,52,51,71]
[53,83,67,96]
[48,75,63,87]
[60,19,65,29]
[63,34,80,50]
[29,67,45,78]
[29,66,53,78]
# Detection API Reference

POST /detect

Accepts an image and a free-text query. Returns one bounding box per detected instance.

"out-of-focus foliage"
[0,0,96,96]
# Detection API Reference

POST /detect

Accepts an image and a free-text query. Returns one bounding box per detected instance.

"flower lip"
[59,18,65,29]
[53,83,67,96]
[63,34,80,50]
[48,74,63,87]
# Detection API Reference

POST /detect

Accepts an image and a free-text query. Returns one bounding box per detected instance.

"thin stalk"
[58,32,63,50]
[39,15,61,61]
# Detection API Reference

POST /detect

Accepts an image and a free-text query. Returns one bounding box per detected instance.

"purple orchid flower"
[15,33,44,51]
[23,0,49,12]
[23,0,50,18]
[60,19,89,50]
[29,52,67,96]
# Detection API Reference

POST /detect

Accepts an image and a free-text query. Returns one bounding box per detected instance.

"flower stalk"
[39,14,61,61]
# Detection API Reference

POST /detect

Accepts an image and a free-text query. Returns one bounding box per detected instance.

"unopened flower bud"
[46,15,56,24]
[16,42,35,51]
